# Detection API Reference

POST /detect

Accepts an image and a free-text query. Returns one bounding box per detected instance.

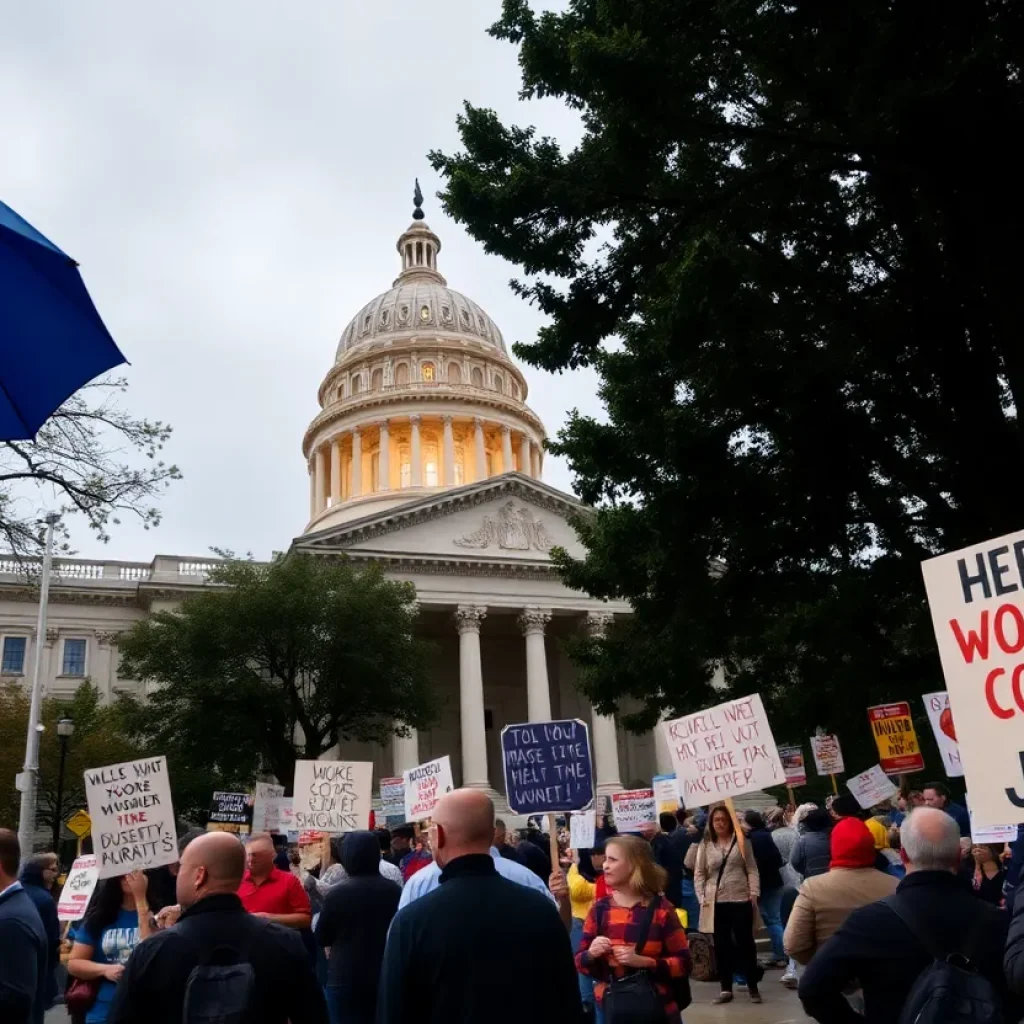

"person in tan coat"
[783,816,897,966]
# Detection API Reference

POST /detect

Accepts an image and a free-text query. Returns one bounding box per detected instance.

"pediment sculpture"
[453,501,553,553]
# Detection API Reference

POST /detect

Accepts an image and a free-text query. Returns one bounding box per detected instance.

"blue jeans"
[759,886,785,961]
[571,917,597,1011]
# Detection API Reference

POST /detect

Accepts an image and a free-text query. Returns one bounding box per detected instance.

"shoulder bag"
[602,897,665,1024]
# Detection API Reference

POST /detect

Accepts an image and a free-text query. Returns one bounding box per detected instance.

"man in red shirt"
[238,833,311,930]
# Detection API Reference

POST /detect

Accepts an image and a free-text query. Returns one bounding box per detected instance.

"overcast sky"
[0,0,601,563]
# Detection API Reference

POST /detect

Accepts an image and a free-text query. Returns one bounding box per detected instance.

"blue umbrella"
[0,199,126,440]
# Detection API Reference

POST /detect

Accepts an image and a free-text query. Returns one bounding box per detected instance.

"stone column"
[393,728,420,774]
[455,605,489,788]
[585,612,622,794]
[654,716,675,777]
[519,434,531,476]
[519,607,553,721]
[410,415,423,486]
[474,417,487,481]
[351,427,362,497]
[313,446,326,514]
[308,461,316,518]
[531,445,541,478]
[377,419,390,491]
[442,416,456,486]
[501,425,513,473]
[330,438,342,506]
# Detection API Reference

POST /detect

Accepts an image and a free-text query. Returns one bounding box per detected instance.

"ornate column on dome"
[442,417,455,486]
[410,415,422,486]
[330,438,342,505]
[314,447,326,514]
[585,611,623,795]
[519,433,531,476]
[474,418,487,481]
[501,425,513,473]
[455,605,490,789]
[351,427,362,497]
[378,419,390,491]
[519,607,553,722]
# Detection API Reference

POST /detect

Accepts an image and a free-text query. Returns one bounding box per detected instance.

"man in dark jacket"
[18,854,60,1012]
[108,831,327,1024]
[377,789,580,1024]
[799,807,1017,1024]
[790,808,833,879]
[744,810,786,965]
[0,829,47,1024]
[316,830,400,1024]
[921,781,971,836]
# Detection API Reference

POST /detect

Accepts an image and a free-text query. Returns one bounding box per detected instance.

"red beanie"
[829,817,876,869]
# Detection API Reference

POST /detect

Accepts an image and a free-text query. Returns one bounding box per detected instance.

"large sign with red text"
[867,702,925,775]
[922,531,1024,826]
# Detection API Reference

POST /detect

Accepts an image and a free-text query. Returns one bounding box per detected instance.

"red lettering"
[995,605,1024,654]
[950,612,989,663]
[1013,665,1024,714]
[986,667,1015,719]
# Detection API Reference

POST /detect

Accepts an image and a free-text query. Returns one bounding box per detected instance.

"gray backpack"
[181,935,256,1024]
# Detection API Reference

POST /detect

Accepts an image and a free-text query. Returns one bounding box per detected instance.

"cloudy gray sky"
[1,0,601,563]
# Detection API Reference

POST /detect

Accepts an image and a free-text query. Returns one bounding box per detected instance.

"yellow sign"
[65,809,92,839]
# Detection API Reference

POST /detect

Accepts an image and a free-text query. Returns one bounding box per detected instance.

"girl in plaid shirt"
[575,835,691,1021]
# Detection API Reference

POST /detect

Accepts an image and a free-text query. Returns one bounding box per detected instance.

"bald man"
[377,789,581,1024]
[108,832,327,1024]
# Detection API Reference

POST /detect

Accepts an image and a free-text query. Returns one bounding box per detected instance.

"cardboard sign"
[292,760,373,833]
[867,702,925,775]
[403,756,454,822]
[207,791,254,834]
[500,719,594,815]
[84,756,178,878]
[57,855,99,922]
[811,734,845,776]
[611,789,657,832]
[847,764,899,810]
[778,744,808,787]
[569,809,597,849]
[251,782,285,832]
[653,774,680,814]
[379,777,405,819]
[922,692,964,779]
[263,796,294,833]
[662,693,785,804]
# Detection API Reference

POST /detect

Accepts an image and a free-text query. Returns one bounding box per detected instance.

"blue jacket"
[0,882,48,1024]
[943,800,971,837]
[18,864,59,1007]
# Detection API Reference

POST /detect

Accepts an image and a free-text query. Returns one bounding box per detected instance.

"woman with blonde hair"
[576,834,691,1023]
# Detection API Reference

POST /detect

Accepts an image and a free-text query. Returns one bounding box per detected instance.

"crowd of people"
[5,779,1024,1023]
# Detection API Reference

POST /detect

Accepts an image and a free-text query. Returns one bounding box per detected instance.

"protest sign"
[403,756,454,822]
[653,774,680,815]
[921,529,1024,826]
[778,744,807,787]
[500,719,593,815]
[810,734,845,776]
[922,692,963,779]
[251,782,285,833]
[292,760,373,832]
[207,791,254,834]
[57,855,99,922]
[967,798,1017,844]
[662,694,785,805]
[84,756,178,878]
[263,796,293,833]
[847,764,899,810]
[867,702,925,775]
[380,777,405,819]
[569,809,597,849]
[611,789,657,832]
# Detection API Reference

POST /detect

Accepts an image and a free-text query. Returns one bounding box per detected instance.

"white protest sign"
[663,693,785,805]
[84,756,178,879]
[810,734,845,776]
[57,855,99,922]
[263,796,294,833]
[293,760,373,832]
[611,789,657,832]
[251,782,286,832]
[403,755,454,822]
[653,774,680,814]
[846,764,899,810]
[922,529,1024,826]
[966,796,1017,844]
[922,692,964,779]
[569,809,596,849]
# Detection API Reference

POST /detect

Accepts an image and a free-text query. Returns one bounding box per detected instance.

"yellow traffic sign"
[65,809,91,839]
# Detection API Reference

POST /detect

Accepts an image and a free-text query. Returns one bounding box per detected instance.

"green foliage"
[432,1,1024,743]
[117,555,437,799]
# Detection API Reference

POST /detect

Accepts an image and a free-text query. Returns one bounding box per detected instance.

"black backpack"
[181,933,256,1024]
[884,894,1004,1024]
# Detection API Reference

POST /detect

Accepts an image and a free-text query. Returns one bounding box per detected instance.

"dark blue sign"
[501,718,593,815]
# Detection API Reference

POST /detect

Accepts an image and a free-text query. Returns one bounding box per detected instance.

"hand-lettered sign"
[379,777,405,819]
[847,764,899,810]
[500,719,593,815]
[207,791,254,834]
[922,530,1024,826]
[867,702,925,775]
[57,855,99,921]
[611,789,657,832]
[569,809,597,849]
[922,692,964,779]
[653,774,680,814]
[251,782,286,833]
[662,694,785,804]
[84,756,178,878]
[403,756,454,822]
[778,745,807,787]
[810,734,845,776]
[292,760,373,833]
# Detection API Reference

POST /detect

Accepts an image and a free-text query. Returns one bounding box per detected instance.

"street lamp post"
[52,717,75,856]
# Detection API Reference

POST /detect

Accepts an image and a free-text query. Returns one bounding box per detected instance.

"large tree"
[431,1,1024,747]
[117,555,437,798]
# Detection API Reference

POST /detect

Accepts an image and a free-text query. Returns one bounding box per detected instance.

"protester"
[921,780,970,836]
[315,831,401,1024]
[377,789,580,1023]
[878,827,905,880]
[397,827,433,882]
[0,829,47,1024]
[790,807,833,879]
[304,835,402,913]
[567,843,608,1021]
[389,824,415,866]
[743,810,786,968]
[971,843,1006,908]
[17,852,60,1013]
[493,819,519,861]
[107,832,327,1024]
[800,807,1017,1023]
[783,817,897,966]
[693,804,762,1004]
[575,834,691,1023]
[67,871,153,1024]
[238,832,312,929]
[766,807,801,989]
[516,827,552,881]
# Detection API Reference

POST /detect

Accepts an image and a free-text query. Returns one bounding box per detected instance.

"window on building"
[421,362,435,382]
[493,373,503,392]
[62,638,87,677]
[371,368,383,391]
[448,363,462,385]
[2,636,26,675]
[424,444,439,487]
[471,367,484,387]
[394,363,409,387]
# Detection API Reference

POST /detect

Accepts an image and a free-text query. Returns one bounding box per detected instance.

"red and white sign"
[611,789,657,832]
[57,855,99,922]
[922,692,963,779]
[867,702,925,775]
[403,756,453,822]
[847,764,899,810]
[810,734,845,776]
[778,744,807,787]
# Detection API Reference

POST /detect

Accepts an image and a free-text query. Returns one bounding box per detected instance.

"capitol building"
[0,200,674,807]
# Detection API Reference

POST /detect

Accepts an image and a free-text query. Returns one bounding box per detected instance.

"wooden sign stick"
[786,785,796,810]
[830,774,839,795]
[548,813,561,875]
[723,797,747,859]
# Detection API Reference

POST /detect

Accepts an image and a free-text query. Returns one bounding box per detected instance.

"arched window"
[394,363,409,387]
[448,362,462,385]
[351,375,362,394]
[423,443,439,487]
[493,373,503,393]
[371,368,383,391]
[471,366,484,388]
[421,362,435,382]
[511,381,520,399]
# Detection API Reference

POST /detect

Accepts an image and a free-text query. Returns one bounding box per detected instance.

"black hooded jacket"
[315,831,401,992]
